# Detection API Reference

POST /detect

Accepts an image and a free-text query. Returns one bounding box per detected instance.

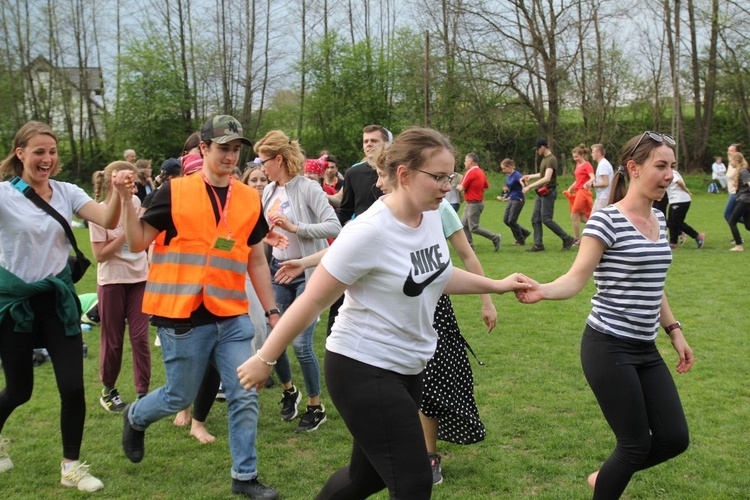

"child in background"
[90,162,152,412]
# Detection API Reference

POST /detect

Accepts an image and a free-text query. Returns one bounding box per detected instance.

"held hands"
[112,170,137,199]
[514,276,543,303]
[670,332,694,373]
[274,259,305,285]
[498,273,535,294]
[237,354,273,392]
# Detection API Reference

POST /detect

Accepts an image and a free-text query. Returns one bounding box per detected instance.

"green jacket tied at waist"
[0,264,81,337]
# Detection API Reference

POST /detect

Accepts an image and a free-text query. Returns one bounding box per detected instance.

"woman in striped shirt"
[517,131,694,499]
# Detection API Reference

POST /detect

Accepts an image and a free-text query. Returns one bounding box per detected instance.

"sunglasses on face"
[628,131,676,159]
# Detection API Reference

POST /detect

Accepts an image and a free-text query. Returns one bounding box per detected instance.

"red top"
[574,161,594,190]
[461,166,489,202]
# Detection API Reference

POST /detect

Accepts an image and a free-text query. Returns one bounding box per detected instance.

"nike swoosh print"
[402,261,450,297]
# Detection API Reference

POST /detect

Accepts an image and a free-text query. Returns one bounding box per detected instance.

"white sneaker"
[61,460,104,492]
[0,435,13,473]
[154,335,161,347]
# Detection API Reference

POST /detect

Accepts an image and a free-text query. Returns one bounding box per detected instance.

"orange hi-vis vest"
[142,173,261,319]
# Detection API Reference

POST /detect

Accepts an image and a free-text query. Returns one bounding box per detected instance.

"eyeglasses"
[258,156,275,166]
[417,169,458,186]
[628,131,676,159]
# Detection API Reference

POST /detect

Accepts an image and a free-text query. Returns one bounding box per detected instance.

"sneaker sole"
[295,415,327,433]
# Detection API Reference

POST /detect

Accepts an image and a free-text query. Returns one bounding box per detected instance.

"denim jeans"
[530,188,570,248]
[128,315,260,480]
[270,258,321,398]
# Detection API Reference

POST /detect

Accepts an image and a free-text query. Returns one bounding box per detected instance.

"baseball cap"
[160,157,182,177]
[536,138,549,148]
[200,115,252,146]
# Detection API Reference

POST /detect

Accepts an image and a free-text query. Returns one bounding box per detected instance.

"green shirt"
[540,153,559,188]
[0,264,81,336]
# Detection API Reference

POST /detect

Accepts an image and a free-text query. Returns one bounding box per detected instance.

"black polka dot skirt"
[420,294,486,445]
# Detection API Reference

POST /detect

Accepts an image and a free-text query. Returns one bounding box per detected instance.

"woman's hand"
[514,276,543,303]
[670,332,694,373]
[112,170,137,198]
[237,354,274,392]
[275,259,305,284]
[264,226,289,249]
[269,214,297,233]
[481,303,497,333]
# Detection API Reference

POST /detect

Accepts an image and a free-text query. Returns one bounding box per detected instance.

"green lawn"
[2,189,749,499]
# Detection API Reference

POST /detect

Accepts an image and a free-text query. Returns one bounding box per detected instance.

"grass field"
[2,184,749,499]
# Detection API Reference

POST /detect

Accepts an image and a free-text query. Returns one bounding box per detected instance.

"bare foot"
[173,408,191,426]
[588,471,599,489]
[189,421,216,444]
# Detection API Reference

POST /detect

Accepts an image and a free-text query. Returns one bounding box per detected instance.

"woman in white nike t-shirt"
[238,128,531,499]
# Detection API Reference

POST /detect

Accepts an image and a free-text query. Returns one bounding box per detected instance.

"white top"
[89,198,148,286]
[727,165,738,194]
[323,200,453,375]
[711,162,726,180]
[583,206,672,342]
[666,170,691,204]
[0,179,92,282]
[594,158,614,203]
[265,185,303,260]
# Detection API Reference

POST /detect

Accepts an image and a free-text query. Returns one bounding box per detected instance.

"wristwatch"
[664,321,682,334]
[265,308,281,318]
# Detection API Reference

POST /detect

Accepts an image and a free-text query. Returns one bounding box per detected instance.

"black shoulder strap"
[11,177,86,259]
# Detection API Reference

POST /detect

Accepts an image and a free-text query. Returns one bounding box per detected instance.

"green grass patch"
[2,188,749,498]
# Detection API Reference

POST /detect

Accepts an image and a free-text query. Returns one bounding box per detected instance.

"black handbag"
[10,177,92,283]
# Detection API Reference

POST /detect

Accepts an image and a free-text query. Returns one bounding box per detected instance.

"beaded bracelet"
[257,351,277,366]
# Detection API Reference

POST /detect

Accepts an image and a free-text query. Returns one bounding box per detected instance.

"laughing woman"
[0,121,128,491]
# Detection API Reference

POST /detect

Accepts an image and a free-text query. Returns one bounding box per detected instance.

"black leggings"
[667,202,699,244]
[580,326,689,499]
[316,350,432,500]
[0,293,86,460]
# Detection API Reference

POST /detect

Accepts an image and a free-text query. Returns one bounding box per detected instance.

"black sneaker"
[525,245,545,253]
[122,404,145,463]
[295,404,327,432]
[231,478,279,499]
[279,386,301,421]
[428,453,443,485]
[100,388,127,413]
[562,236,575,251]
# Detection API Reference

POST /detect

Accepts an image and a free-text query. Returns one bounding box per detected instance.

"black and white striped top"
[583,206,672,342]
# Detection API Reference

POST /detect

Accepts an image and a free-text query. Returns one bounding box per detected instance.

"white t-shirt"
[594,158,614,202]
[0,179,92,282]
[323,200,453,375]
[711,162,726,180]
[89,197,148,286]
[666,171,691,204]
[265,185,302,260]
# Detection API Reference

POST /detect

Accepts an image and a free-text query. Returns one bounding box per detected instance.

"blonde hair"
[729,152,749,185]
[0,121,61,179]
[92,161,138,201]
[253,130,306,177]
[241,165,265,185]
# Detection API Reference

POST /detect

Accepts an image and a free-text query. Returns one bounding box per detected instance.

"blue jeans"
[270,258,320,398]
[128,315,260,480]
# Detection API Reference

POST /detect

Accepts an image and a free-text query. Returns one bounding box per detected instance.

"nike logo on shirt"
[402,244,449,297]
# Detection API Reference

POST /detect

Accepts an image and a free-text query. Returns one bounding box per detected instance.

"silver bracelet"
[256,351,277,366]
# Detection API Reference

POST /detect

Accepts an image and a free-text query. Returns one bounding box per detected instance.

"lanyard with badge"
[202,174,235,251]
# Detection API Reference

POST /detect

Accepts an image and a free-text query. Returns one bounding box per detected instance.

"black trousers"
[0,293,86,460]
[317,350,432,500]
[580,326,689,499]
[667,201,699,244]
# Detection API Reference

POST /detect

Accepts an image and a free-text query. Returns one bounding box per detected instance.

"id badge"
[213,237,235,251]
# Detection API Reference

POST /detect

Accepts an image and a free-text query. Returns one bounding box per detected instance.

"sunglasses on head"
[628,131,676,159]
